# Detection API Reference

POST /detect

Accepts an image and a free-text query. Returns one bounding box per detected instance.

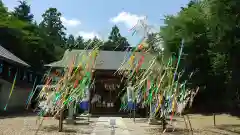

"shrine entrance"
[90,70,126,115]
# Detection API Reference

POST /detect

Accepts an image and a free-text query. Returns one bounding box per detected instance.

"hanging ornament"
[73,79,79,88]
[29,72,33,82]
[138,44,144,50]
[127,82,136,110]
[146,79,151,96]
[136,55,145,72]
[80,86,90,111]
[23,70,27,81]
[127,83,134,102]
[0,61,3,74]
[8,66,12,77]
[4,69,18,111]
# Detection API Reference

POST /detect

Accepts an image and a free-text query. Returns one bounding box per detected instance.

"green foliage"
[74,36,84,49]
[39,7,67,49]
[102,25,130,51]
[0,0,131,72]
[158,0,240,111]
[12,0,34,22]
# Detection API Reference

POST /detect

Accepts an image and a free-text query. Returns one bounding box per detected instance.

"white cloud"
[60,17,81,27]
[76,31,101,40]
[110,11,145,28]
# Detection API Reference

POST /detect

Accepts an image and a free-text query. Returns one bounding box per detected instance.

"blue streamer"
[26,76,38,107]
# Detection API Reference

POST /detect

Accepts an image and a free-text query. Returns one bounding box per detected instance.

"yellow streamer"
[155,94,163,114]
[172,96,177,112]
[4,70,18,110]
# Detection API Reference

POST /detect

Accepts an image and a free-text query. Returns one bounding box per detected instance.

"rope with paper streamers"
[118,17,199,126]
[35,44,100,119]
[31,40,103,135]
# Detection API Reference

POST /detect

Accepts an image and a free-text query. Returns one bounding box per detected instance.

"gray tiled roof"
[45,49,160,70]
[0,45,30,67]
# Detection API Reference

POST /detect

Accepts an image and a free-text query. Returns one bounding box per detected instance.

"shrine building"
[45,49,159,115]
[0,45,42,113]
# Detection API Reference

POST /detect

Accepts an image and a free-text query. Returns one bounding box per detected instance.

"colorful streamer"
[4,69,18,111]
[26,76,38,109]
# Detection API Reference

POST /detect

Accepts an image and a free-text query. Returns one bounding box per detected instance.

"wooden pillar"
[58,109,64,132]
[213,113,216,126]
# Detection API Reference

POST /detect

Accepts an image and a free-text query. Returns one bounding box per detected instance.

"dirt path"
[0,114,239,135]
[0,116,98,135]
[123,114,240,135]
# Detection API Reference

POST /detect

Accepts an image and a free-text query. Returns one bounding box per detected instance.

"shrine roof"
[0,45,30,67]
[45,49,160,70]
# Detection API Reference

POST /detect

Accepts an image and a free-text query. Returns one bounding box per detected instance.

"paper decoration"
[127,85,134,102]
[82,86,90,102]
[8,67,12,77]
[4,70,18,110]
[0,63,3,74]
[26,76,38,108]
[118,21,197,124]
[107,103,111,107]
[29,72,33,82]
[23,71,27,80]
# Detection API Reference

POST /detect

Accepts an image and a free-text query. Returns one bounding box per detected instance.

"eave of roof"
[45,49,160,70]
[0,45,30,67]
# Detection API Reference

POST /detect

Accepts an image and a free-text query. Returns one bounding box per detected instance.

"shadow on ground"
[41,125,77,133]
[215,124,240,134]
[64,120,95,126]
[133,118,148,123]
[144,123,240,135]
[0,110,36,119]
[39,125,80,133]
[146,127,194,135]
[133,118,178,125]
[145,127,233,135]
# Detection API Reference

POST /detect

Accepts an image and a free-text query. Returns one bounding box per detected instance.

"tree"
[83,39,92,50]
[159,0,214,110]
[207,0,240,108]
[0,0,33,62]
[12,0,34,22]
[158,0,240,112]
[39,8,66,50]
[103,25,130,51]
[90,36,103,49]
[0,1,64,70]
[74,36,84,49]
[0,0,7,16]
[83,37,103,49]
[66,34,75,49]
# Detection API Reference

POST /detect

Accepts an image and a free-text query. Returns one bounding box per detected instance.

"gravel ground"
[0,115,97,135]
[124,114,240,135]
[0,114,239,135]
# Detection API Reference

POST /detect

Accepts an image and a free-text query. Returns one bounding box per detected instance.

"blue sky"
[3,0,189,45]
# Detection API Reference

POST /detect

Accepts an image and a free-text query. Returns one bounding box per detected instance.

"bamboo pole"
[186,114,193,135]
[213,113,216,126]
[58,109,64,132]
[34,117,44,135]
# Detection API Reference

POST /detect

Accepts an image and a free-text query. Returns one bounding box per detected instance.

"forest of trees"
[156,0,240,113]
[0,0,130,71]
[0,0,239,112]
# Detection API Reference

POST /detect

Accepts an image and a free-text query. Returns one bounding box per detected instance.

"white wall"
[0,79,31,112]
